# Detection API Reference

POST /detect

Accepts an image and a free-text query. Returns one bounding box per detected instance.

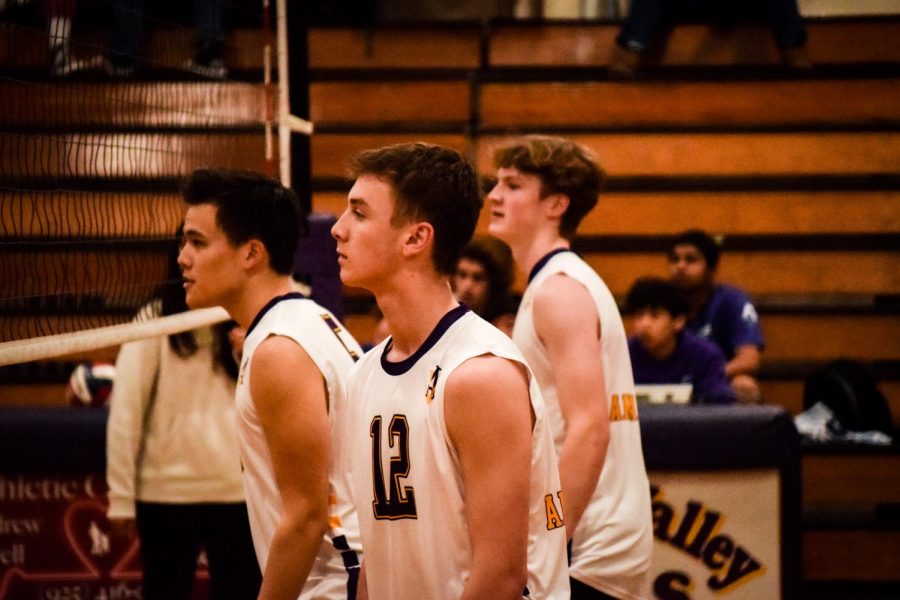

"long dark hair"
[156,224,239,380]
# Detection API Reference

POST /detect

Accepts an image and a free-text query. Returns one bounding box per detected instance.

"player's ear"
[402,221,434,259]
[243,239,268,270]
[544,193,570,219]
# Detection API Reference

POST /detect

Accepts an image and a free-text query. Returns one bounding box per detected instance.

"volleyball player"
[488,136,653,599]
[331,143,569,599]
[178,168,362,600]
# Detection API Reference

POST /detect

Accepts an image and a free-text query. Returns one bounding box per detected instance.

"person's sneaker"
[50,48,104,77]
[49,46,70,76]
[184,57,228,79]
[185,39,228,79]
[781,45,813,71]
[608,43,642,79]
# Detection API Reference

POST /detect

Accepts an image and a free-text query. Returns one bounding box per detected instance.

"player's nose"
[331,213,347,241]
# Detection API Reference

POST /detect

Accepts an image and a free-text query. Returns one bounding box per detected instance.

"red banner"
[0,473,208,600]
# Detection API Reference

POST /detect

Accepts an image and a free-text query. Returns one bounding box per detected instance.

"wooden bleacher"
[2,18,897,413]
[305,18,900,428]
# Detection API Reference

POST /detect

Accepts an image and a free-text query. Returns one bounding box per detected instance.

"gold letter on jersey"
[544,493,565,530]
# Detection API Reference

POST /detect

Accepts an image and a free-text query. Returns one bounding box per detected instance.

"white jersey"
[348,306,569,600]
[236,293,363,600]
[513,250,653,600]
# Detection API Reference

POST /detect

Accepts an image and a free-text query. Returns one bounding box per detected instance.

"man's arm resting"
[695,351,737,405]
[725,344,761,379]
[533,275,609,539]
[445,355,532,600]
[252,336,331,600]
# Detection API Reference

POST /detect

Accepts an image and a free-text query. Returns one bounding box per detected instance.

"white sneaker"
[50,50,104,77]
[183,58,228,80]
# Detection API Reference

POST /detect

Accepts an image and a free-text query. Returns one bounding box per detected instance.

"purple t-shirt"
[629,330,736,404]
[687,283,765,360]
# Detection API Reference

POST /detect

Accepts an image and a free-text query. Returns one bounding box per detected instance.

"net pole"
[263,0,275,166]
[276,0,292,187]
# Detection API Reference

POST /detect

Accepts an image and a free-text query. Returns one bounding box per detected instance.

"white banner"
[649,469,781,600]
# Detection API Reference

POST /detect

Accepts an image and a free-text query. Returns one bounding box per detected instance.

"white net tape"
[0,307,230,367]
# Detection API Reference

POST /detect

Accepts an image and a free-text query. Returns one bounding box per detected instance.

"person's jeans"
[617,0,806,51]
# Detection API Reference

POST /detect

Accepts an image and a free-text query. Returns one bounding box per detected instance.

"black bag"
[803,359,893,435]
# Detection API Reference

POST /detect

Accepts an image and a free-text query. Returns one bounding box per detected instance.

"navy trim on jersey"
[380,304,469,376]
[244,291,308,336]
[528,248,573,283]
[331,534,360,600]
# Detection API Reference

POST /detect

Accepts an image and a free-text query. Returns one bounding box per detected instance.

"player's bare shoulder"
[532,273,600,340]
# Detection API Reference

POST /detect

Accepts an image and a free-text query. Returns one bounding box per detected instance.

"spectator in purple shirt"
[668,229,765,403]
[625,277,736,405]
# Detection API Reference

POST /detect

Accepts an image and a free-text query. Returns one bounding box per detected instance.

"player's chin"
[337,267,358,287]
[486,219,507,239]
[184,288,211,310]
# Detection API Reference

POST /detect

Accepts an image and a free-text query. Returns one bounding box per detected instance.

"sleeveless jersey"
[347,306,569,600]
[236,293,363,600]
[513,250,653,600]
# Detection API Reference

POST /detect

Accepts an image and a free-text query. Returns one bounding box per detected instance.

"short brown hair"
[348,143,482,275]
[183,168,303,275]
[492,136,605,239]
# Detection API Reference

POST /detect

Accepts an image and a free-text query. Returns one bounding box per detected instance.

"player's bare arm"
[252,335,331,600]
[444,354,532,600]
[533,274,609,539]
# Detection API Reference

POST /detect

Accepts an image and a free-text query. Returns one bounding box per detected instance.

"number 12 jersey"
[347,305,569,599]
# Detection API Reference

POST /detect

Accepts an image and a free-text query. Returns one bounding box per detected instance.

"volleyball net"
[0,0,307,369]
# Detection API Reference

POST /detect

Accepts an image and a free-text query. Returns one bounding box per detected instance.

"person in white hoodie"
[106,226,261,600]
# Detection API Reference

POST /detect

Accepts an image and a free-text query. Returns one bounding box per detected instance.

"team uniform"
[513,249,653,600]
[686,283,765,360]
[347,305,570,600]
[236,292,363,600]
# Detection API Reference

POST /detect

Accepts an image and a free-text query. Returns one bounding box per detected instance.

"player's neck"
[377,276,458,361]
[510,230,570,281]
[229,272,296,330]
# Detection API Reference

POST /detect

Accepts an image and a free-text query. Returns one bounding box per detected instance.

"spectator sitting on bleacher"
[625,276,736,405]
[451,235,517,335]
[609,0,812,77]
[102,0,228,78]
[668,229,765,404]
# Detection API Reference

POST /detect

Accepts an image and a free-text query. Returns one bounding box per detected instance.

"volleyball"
[65,362,116,408]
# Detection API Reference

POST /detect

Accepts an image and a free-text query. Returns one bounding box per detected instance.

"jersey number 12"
[371,415,418,520]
